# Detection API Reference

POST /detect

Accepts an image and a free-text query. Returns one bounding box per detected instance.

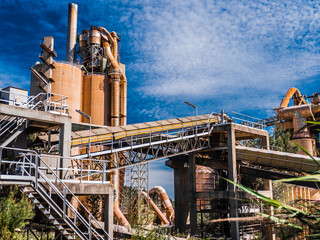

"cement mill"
[0,3,320,240]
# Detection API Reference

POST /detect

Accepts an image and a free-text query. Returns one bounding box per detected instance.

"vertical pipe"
[111,76,120,126]
[66,3,78,62]
[120,73,127,126]
[111,32,118,61]
[111,32,120,127]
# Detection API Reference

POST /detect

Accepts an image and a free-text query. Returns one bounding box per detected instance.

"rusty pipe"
[120,70,127,126]
[141,192,170,225]
[279,87,307,109]
[114,202,130,228]
[104,42,121,126]
[111,32,118,60]
[149,186,174,224]
[277,103,320,120]
[103,42,120,71]
[111,76,120,127]
[97,27,115,45]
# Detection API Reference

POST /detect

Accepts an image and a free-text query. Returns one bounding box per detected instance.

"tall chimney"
[66,3,78,62]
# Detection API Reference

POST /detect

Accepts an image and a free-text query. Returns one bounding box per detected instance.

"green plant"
[0,185,34,239]
[225,143,320,239]
[270,124,298,153]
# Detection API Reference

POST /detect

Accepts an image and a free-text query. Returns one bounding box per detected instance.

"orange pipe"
[104,40,127,226]
[279,87,306,109]
[141,192,170,225]
[114,202,130,228]
[120,71,127,126]
[104,42,120,127]
[111,32,118,60]
[103,42,120,71]
[149,186,174,224]
[97,27,115,45]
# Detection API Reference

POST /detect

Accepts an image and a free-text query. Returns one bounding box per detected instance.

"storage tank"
[82,74,111,125]
[196,166,217,209]
[30,62,83,122]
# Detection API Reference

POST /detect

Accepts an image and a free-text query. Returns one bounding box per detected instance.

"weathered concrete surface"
[44,182,113,195]
[0,103,72,124]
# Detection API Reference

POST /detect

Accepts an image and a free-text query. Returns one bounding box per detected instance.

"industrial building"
[0,3,320,240]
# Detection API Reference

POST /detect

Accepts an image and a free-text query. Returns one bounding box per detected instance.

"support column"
[264,180,275,240]
[59,119,72,178]
[227,125,239,240]
[104,192,114,239]
[189,152,197,235]
[261,134,270,150]
[166,157,189,233]
[262,133,275,240]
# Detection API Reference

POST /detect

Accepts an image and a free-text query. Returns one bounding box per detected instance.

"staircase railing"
[0,147,111,240]
[0,89,68,115]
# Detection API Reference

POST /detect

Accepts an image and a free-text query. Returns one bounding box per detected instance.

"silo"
[82,74,111,125]
[30,62,83,122]
[51,62,82,122]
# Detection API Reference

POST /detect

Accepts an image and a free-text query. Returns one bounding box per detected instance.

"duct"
[111,32,118,60]
[97,27,115,45]
[104,42,121,126]
[140,192,170,225]
[66,3,78,62]
[114,202,130,228]
[277,103,320,120]
[103,39,128,225]
[120,70,127,126]
[279,87,306,109]
[149,186,174,224]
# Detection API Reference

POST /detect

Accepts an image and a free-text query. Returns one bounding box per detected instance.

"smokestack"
[66,3,78,62]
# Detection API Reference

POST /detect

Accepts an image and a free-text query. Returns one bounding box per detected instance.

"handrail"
[227,111,266,129]
[74,116,219,160]
[22,153,110,239]
[0,147,111,240]
[0,89,69,115]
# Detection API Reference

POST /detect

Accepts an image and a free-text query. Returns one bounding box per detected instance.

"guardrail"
[0,147,110,184]
[227,111,267,129]
[0,89,68,115]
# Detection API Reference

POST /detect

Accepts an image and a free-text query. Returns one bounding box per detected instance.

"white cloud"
[120,0,320,117]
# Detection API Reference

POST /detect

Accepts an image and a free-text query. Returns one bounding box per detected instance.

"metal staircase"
[0,148,111,240]
[0,115,26,147]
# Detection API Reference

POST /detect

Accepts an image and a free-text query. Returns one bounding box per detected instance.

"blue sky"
[1,0,320,198]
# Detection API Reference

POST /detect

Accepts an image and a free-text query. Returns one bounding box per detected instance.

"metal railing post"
[111,136,113,153]
[0,147,2,180]
[35,155,39,188]
[80,161,83,183]
[63,186,66,219]
[56,157,58,183]
[89,214,92,240]
[149,130,152,145]
[102,161,106,183]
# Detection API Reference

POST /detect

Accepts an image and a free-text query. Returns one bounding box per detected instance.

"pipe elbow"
[279,87,307,109]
